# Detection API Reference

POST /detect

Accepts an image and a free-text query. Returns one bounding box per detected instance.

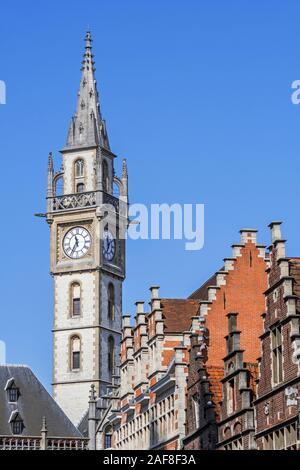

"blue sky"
[1,0,300,389]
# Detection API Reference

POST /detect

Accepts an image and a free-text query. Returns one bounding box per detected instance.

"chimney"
[240,228,257,245]
[268,221,282,243]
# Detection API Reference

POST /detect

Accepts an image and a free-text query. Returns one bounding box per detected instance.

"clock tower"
[46,32,128,425]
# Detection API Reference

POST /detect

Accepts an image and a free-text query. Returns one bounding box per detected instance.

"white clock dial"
[63,227,91,259]
[103,230,116,261]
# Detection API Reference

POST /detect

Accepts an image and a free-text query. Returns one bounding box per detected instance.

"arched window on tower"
[74,159,85,193]
[113,181,120,197]
[71,336,81,370]
[76,182,85,193]
[108,336,115,375]
[75,159,84,177]
[54,176,64,196]
[102,160,109,193]
[104,425,113,449]
[71,282,81,317]
[108,283,115,322]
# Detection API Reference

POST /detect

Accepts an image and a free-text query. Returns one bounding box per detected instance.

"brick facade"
[254,222,300,450]
[184,229,267,449]
[87,223,300,451]
[95,288,200,450]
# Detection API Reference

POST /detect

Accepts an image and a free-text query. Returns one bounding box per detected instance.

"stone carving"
[52,192,97,211]
[103,192,119,211]
[264,402,269,415]
[285,386,298,406]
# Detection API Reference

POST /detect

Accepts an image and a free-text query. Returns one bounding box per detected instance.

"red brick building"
[217,312,258,449]
[184,229,268,449]
[254,222,300,450]
[95,288,200,450]
[87,222,300,451]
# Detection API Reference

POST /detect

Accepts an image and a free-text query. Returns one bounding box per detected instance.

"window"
[9,410,25,435]
[7,385,19,403]
[54,176,64,196]
[102,160,109,192]
[108,283,115,321]
[272,326,283,385]
[71,283,81,317]
[262,424,297,450]
[11,416,24,435]
[104,426,113,449]
[76,183,85,193]
[108,336,115,374]
[71,336,81,370]
[75,159,84,177]
[227,379,235,414]
[192,395,200,427]
[73,298,80,316]
[113,182,120,197]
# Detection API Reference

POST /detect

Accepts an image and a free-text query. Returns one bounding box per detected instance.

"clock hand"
[71,238,78,254]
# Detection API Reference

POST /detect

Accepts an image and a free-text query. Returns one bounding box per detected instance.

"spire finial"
[89,383,96,401]
[85,30,92,51]
[41,416,47,433]
[48,152,53,171]
[122,159,128,178]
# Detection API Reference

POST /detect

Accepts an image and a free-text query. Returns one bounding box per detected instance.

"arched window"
[71,336,81,370]
[75,159,84,177]
[71,282,81,317]
[108,283,115,321]
[55,176,64,196]
[102,160,109,192]
[104,425,113,449]
[113,181,120,197]
[76,183,85,193]
[108,336,115,375]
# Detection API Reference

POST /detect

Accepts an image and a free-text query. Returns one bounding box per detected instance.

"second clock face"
[63,227,91,259]
[103,230,116,261]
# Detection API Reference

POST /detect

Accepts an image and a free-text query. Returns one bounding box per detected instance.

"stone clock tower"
[46,32,128,425]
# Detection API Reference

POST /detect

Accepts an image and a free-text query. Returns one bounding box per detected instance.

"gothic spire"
[64,31,110,151]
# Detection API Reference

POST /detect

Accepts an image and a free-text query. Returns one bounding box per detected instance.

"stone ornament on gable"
[285,386,298,406]
[264,402,269,415]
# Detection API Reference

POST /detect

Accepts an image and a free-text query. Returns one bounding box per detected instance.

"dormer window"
[8,386,18,403]
[5,378,19,403]
[9,411,24,435]
[11,418,24,435]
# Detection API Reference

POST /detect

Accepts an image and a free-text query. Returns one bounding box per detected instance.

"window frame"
[108,283,115,321]
[70,335,81,371]
[75,159,84,178]
[272,326,283,385]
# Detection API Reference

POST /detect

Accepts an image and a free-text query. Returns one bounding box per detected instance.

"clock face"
[63,227,91,259]
[103,230,116,261]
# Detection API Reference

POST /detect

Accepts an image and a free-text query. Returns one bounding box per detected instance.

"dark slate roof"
[78,410,88,437]
[0,365,82,437]
[188,271,220,300]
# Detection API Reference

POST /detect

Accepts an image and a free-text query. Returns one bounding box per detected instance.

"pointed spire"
[47,152,54,199]
[41,416,48,433]
[64,31,110,151]
[122,159,128,179]
[48,152,53,170]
